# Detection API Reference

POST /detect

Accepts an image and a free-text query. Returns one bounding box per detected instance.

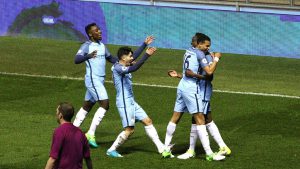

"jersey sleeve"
[197,51,209,68]
[114,64,129,75]
[105,46,118,63]
[49,128,64,159]
[104,46,111,57]
[74,43,90,64]
[132,42,147,60]
[206,54,213,65]
[76,43,89,56]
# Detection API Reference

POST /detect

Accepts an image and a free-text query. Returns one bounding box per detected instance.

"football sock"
[196,125,213,155]
[206,121,226,148]
[87,107,106,135]
[108,131,128,152]
[188,124,198,151]
[164,122,176,146]
[73,107,88,127]
[144,125,165,152]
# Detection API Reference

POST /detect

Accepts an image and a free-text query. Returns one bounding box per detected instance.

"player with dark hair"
[45,102,92,169]
[162,33,225,161]
[72,23,118,148]
[168,34,231,159]
[106,37,167,158]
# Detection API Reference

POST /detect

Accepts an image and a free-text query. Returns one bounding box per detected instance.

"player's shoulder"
[113,62,122,70]
[114,63,128,73]
[80,41,92,48]
[186,47,204,56]
[195,49,205,57]
[84,40,92,45]
[205,54,213,63]
[113,62,122,68]
[99,41,106,46]
[186,47,197,53]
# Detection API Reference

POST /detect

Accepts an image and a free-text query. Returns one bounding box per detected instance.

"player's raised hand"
[214,52,222,58]
[146,47,157,56]
[87,50,97,58]
[144,36,155,45]
[168,70,178,78]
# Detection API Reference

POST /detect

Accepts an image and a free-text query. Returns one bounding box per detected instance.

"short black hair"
[85,23,97,38]
[117,46,133,60]
[58,102,74,122]
[194,32,210,44]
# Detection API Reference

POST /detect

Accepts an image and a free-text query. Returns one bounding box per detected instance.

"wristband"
[214,57,219,62]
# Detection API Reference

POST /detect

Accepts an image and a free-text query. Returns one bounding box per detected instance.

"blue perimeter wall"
[100,2,300,58]
[1,0,299,58]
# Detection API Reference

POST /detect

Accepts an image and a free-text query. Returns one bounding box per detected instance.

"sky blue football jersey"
[199,54,214,101]
[177,47,208,94]
[76,41,111,87]
[111,63,134,107]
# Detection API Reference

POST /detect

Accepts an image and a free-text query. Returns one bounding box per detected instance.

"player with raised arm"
[106,39,166,158]
[169,51,231,160]
[72,23,118,148]
[162,33,225,161]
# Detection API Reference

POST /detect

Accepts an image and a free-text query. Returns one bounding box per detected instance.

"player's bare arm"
[203,52,221,75]
[185,69,205,79]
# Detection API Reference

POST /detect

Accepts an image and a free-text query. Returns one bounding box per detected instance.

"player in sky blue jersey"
[162,33,225,161]
[72,23,119,148]
[169,52,231,160]
[106,38,166,158]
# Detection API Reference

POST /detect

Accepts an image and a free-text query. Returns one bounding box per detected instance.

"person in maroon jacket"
[45,102,93,169]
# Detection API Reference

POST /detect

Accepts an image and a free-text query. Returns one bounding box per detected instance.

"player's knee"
[99,100,109,110]
[125,128,134,136]
[205,117,212,124]
[205,113,212,124]
[191,117,196,124]
[193,113,205,125]
[170,113,181,124]
[144,118,153,125]
[83,101,94,112]
[129,130,134,136]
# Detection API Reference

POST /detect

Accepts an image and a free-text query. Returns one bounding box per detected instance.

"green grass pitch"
[0,37,299,169]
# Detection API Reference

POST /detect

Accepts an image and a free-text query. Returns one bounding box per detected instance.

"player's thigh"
[85,90,96,103]
[133,102,149,124]
[193,113,206,125]
[170,111,184,124]
[205,112,213,123]
[174,90,188,113]
[183,92,203,114]
[117,103,135,128]
[87,83,108,101]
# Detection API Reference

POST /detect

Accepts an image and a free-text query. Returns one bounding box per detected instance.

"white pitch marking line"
[1,71,299,99]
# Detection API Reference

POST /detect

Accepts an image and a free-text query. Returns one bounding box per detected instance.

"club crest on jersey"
[202,58,208,64]
[122,66,127,71]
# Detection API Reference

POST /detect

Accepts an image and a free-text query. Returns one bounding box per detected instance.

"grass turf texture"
[0,36,299,96]
[0,36,299,168]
